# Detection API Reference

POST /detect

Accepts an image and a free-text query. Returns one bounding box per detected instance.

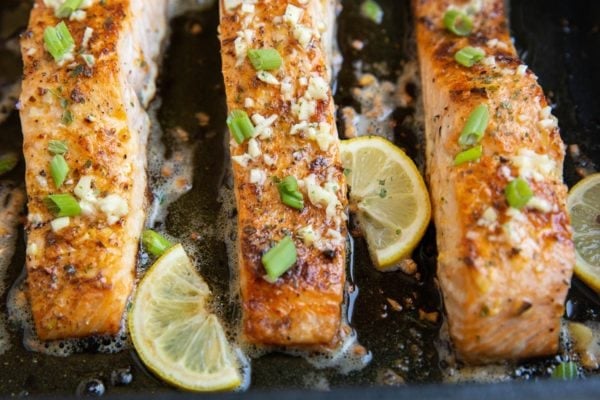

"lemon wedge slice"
[340,136,431,270]
[568,173,600,293]
[128,244,241,391]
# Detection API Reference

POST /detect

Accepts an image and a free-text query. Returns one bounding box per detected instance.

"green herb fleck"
[62,109,74,125]
[48,140,68,155]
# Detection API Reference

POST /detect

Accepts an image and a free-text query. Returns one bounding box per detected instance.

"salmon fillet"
[413,0,574,362]
[20,0,167,340]
[219,0,347,345]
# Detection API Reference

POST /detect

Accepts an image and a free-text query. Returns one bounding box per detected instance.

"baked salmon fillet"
[219,0,347,345]
[413,0,574,362]
[19,0,167,340]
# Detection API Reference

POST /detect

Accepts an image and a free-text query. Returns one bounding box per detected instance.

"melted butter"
[145,99,195,229]
[340,58,425,172]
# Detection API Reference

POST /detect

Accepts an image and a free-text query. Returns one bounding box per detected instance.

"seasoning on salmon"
[218,0,347,345]
[19,0,167,340]
[413,0,574,362]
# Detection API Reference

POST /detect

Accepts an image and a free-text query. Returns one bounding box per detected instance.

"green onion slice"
[44,194,81,217]
[454,145,483,166]
[458,104,489,148]
[48,140,68,155]
[443,9,473,36]
[454,46,485,67]
[280,192,304,210]
[247,48,282,71]
[226,109,255,144]
[551,361,578,380]
[262,236,297,281]
[50,154,69,188]
[277,176,304,210]
[56,0,84,18]
[141,229,173,257]
[505,178,533,209]
[278,175,299,193]
[43,21,75,62]
[0,152,18,176]
[360,0,383,24]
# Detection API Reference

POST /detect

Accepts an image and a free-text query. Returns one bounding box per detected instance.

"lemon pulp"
[340,136,431,270]
[568,173,600,293]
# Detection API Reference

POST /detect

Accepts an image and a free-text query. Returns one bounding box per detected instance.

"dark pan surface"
[0,0,599,398]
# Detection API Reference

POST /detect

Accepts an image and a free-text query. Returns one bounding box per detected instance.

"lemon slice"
[128,244,241,391]
[340,136,431,270]
[568,173,600,293]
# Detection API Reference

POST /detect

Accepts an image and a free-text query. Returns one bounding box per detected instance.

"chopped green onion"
[43,21,75,63]
[48,140,68,155]
[56,0,84,18]
[551,361,578,380]
[443,9,473,36]
[278,175,299,193]
[226,109,254,144]
[44,194,81,217]
[0,152,18,176]
[247,48,282,71]
[453,145,483,166]
[505,178,533,209]
[277,176,304,210]
[280,192,304,210]
[360,0,383,24]
[458,104,489,148]
[262,236,297,281]
[141,229,173,257]
[454,46,485,67]
[50,154,69,188]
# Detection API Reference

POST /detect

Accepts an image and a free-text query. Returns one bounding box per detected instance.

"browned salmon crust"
[20,0,166,340]
[219,0,347,345]
[413,0,574,362]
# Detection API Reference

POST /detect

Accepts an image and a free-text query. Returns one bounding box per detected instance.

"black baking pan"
[0,0,599,398]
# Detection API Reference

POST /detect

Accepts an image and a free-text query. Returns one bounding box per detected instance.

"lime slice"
[568,173,600,293]
[128,244,241,391]
[340,136,431,270]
